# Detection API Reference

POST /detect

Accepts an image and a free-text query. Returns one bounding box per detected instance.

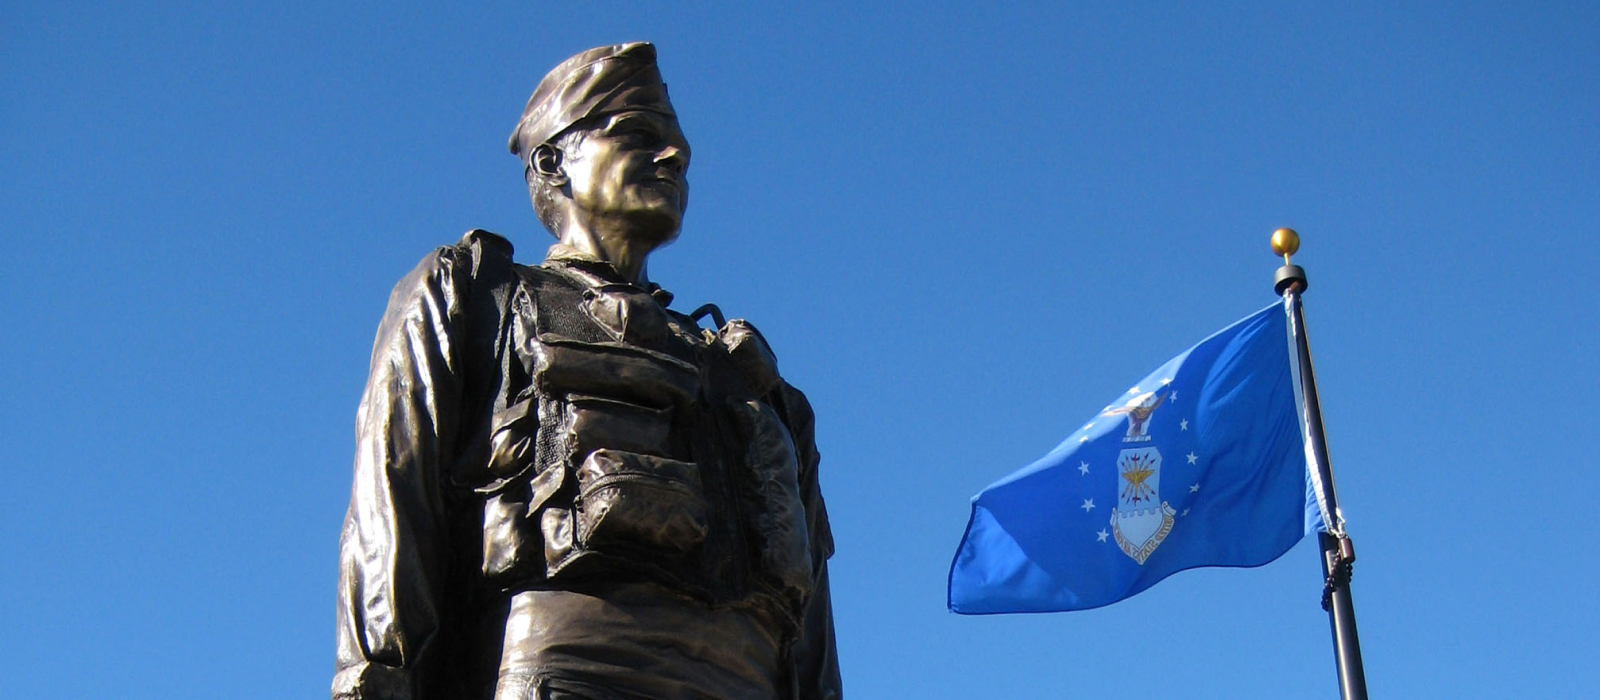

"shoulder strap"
[454,228,516,303]
[448,230,521,447]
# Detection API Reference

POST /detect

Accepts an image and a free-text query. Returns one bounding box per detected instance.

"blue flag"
[948,301,1326,614]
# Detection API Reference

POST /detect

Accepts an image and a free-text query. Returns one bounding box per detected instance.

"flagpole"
[1272,229,1368,700]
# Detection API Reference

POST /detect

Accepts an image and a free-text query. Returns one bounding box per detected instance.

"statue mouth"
[649,173,683,191]
[646,177,686,206]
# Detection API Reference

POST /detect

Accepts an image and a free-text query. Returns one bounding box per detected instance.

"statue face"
[563,110,691,245]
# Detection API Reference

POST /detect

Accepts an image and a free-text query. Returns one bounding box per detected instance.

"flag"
[948,301,1326,614]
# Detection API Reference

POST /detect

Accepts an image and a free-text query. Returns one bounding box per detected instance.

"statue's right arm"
[333,248,470,700]
[775,382,844,700]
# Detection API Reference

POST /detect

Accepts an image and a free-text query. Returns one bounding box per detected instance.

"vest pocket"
[725,398,814,602]
[482,463,568,579]
[574,449,708,554]
[566,395,673,459]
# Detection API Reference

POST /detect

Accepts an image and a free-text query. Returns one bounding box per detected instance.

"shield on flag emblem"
[1112,446,1175,565]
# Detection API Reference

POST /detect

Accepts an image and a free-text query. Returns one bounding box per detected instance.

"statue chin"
[612,209,683,248]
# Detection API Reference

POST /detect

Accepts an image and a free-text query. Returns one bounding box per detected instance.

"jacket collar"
[542,243,675,307]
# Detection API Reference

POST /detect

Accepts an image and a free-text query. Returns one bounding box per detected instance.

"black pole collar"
[1274,264,1307,295]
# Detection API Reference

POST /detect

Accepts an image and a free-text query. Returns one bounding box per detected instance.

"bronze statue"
[333,43,841,700]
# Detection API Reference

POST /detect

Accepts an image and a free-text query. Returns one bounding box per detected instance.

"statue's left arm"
[774,382,843,700]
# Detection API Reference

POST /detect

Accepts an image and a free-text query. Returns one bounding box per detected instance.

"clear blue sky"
[3,2,1596,697]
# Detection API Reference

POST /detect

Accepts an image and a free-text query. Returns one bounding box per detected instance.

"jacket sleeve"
[775,382,843,700]
[333,248,470,700]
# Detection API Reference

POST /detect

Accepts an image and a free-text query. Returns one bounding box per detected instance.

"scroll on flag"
[948,301,1326,614]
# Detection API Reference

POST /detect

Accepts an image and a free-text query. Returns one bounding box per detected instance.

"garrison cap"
[508,42,677,161]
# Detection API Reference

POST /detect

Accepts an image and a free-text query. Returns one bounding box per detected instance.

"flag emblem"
[1111,446,1173,564]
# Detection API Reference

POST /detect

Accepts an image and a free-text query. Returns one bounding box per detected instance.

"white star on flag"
[1078,462,1089,475]
[1186,451,1198,464]
[1081,499,1095,513]
[1180,419,1188,431]
[1096,529,1109,542]
[1190,483,1200,492]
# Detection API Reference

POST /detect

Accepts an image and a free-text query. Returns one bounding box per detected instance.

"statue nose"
[655,146,687,176]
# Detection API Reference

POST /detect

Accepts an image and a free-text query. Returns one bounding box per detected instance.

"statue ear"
[532,143,567,186]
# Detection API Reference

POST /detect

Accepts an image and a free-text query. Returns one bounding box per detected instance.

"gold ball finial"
[1271,228,1300,264]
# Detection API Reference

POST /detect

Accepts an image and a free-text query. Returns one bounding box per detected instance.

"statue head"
[510,43,690,259]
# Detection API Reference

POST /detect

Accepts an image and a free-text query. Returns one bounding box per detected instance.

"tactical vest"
[476,261,815,625]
